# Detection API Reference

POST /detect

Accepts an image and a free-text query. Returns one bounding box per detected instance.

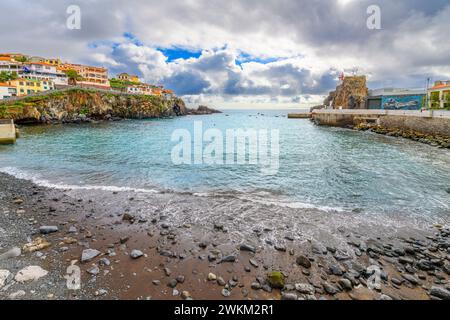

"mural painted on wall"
[381,95,424,110]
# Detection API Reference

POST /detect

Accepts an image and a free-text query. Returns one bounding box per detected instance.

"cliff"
[324,76,368,109]
[0,88,187,124]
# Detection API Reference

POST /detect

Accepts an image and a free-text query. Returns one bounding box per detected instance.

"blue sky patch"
[158,47,202,62]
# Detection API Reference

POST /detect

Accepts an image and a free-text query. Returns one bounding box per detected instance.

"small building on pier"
[366,88,426,110]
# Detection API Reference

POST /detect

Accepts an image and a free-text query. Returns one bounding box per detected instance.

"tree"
[65,69,81,85]
[15,55,28,63]
[0,71,18,82]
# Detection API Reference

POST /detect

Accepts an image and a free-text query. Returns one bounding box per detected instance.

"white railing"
[313,109,450,118]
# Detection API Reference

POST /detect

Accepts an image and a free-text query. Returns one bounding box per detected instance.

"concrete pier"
[311,109,450,138]
[288,112,311,119]
[0,119,17,144]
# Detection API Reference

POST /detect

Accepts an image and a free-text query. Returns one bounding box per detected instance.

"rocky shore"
[1,172,449,300]
[0,89,188,125]
[354,123,450,149]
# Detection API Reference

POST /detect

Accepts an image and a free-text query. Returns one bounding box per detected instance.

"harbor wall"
[311,110,450,138]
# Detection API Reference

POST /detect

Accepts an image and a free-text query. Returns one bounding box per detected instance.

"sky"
[1,0,450,109]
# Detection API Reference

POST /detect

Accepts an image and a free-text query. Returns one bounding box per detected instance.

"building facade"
[0,57,23,74]
[118,73,139,83]
[127,84,154,95]
[59,63,110,89]
[8,78,50,96]
[367,88,426,110]
[24,62,68,86]
[428,81,450,109]
[0,83,17,99]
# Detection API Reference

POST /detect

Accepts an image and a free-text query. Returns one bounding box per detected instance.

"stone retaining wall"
[312,110,450,138]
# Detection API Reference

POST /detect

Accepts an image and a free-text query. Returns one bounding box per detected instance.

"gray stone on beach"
[240,243,256,253]
[430,286,450,300]
[338,278,353,291]
[329,265,344,276]
[281,293,298,300]
[323,282,339,295]
[0,247,21,260]
[87,266,100,276]
[14,266,48,283]
[98,258,111,266]
[168,279,178,288]
[295,283,315,295]
[9,290,26,299]
[39,226,59,234]
[222,288,231,297]
[130,249,144,259]
[81,249,101,263]
[217,277,226,286]
[274,244,286,252]
[249,259,259,268]
[251,282,262,290]
[0,269,11,288]
[220,255,237,263]
[402,274,420,285]
[296,255,311,268]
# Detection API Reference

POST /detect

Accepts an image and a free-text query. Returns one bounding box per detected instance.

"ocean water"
[1,109,449,225]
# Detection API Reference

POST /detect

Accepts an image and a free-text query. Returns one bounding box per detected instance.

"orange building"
[58,63,110,89]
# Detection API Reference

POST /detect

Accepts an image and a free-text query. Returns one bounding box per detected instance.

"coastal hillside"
[0,88,188,124]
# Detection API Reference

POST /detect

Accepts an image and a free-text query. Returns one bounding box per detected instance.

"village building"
[0,56,23,74]
[127,83,155,95]
[59,63,110,89]
[8,78,51,96]
[118,73,140,83]
[24,62,68,87]
[428,80,450,109]
[366,88,426,110]
[0,82,17,100]
[162,89,174,99]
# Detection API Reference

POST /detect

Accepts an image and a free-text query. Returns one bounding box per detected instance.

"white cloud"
[1,0,449,107]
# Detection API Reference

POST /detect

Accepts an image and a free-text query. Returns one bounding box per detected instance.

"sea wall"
[0,119,16,144]
[0,88,187,124]
[312,110,450,146]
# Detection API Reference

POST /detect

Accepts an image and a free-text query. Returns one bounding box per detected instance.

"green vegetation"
[15,55,28,63]
[430,91,440,109]
[109,78,140,90]
[445,91,450,109]
[64,69,82,85]
[0,71,18,82]
[0,105,9,118]
[267,272,285,289]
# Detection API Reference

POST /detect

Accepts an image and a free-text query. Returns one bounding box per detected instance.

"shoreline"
[1,172,449,300]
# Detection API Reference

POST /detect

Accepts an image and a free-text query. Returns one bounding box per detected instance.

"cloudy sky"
[1,0,449,108]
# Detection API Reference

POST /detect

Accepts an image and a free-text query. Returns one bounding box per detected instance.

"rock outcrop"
[0,89,187,124]
[324,76,368,109]
[187,105,222,115]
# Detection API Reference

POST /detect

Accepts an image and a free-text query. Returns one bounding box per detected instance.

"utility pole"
[425,77,431,110]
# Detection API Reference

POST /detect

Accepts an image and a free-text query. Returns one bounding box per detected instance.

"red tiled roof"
[29,61,54,66]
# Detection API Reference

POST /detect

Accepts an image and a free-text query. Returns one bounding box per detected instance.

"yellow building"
[8,78,52,96]
[130,75,139,83]
[45,58,61,66]
[117,73,139,83]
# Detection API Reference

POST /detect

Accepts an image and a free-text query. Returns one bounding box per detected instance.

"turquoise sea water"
[1,109,449,223]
